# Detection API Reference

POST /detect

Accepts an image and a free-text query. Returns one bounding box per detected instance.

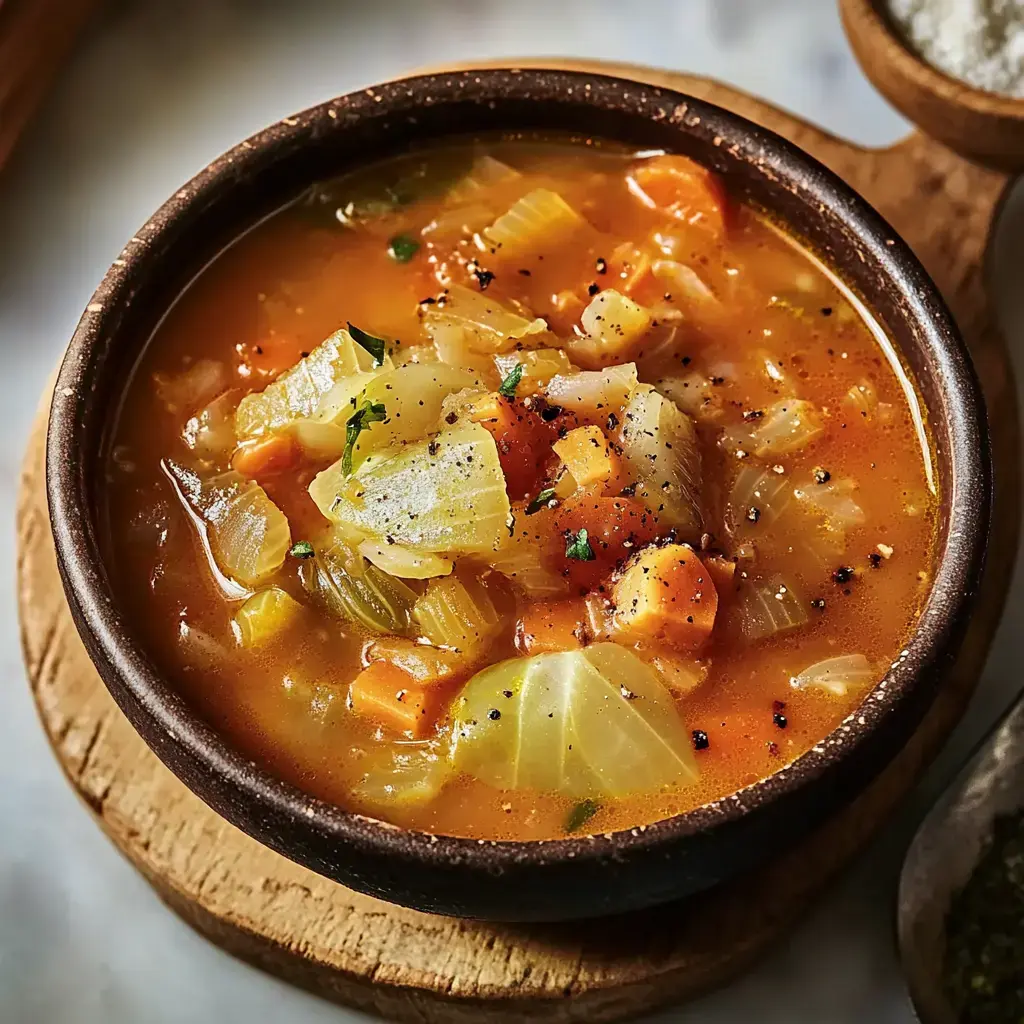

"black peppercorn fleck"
[487,709,501,721]
[832,565,855,585]
[773,711,788,729]
[692,729,710,751]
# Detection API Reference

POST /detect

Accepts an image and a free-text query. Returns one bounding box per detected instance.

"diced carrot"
[232,433,298,478]
[349,661,447,738]
[552,425,631,496]
[468,392,554,499]
[611,543,718,651]
[554,495,661,592]
[517,599,588,654]
[704,554,738,603]
[628,155,728,237]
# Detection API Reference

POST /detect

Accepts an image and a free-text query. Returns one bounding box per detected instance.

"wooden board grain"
[17,64,1019,1022]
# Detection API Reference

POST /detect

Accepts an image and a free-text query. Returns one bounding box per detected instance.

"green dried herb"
[289,540,315,559]
[565,799,600,834]
[342,400,387,476]
[525,487,556,516]
[387,234,420,263]
[565,528,595,561]
[498,362,523,399]
[944,809,1024,1022]
[347,323,387,367]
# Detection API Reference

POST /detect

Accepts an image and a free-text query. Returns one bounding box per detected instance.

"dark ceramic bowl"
[47,69,989,922]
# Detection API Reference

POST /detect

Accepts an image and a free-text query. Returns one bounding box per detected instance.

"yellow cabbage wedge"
[165,462,290,589]
[309,422,511,557]
[234,326,394,440]
[449,643,698,800]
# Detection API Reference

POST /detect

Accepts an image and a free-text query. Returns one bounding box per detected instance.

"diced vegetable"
[572,289,652,365]
[794,476,866,531]
[358,540,454,580]
[611,544,717,651]
[424,283,547,355]
[551,425,630,495]
[447,154,522,202]
[790,654,873,697]
[651,260,720,314]
[545,363,638,422]
[280,672,341,724]
[703,554,738,600]
[449,643,698,799]
[165,462,291,588]
[635,644,710,697]
[726,465,795,533]
[494,349,576,392]
[412,574,502,658]
[182,390,239,461]
[234,588,304,647]
[310,422,511,556]
[350,662,445,738]
[483,188,586,258]
[843,380,879,422]
[516,599,587,654]
[620,385,703,541]
[735,576,808,642]
[235,328,392,439]
[298,532,418,635]
[365,637,470,685]
[354,739,452,809]
[655,373,726,423]
[155,359,228,416]
[487,506,570,597]
[626,155,727,236]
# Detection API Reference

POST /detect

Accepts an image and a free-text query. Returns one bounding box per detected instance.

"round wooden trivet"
[17,64,1018,1023]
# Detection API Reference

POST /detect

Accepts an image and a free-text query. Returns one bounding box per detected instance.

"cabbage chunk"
[310,422,511,556]
[449,643,697,799]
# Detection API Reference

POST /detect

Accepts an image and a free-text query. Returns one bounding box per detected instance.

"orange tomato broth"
[100,137,937,841]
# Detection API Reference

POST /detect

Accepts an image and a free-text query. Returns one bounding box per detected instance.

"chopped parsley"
[498,362,523,398]
[387,234,420,263]
[525,487,556,516]
[565,528,595,561]
[565,798,600,834]
[289,540,315,559]
[347,322,387,367]
[342,399,387,475]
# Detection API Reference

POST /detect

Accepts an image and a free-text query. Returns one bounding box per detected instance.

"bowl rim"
[47,66,990,875]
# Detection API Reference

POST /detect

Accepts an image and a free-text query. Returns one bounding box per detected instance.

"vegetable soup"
[101,138,937,841]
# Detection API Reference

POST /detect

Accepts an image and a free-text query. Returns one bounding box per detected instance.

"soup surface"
[102,137,937,840]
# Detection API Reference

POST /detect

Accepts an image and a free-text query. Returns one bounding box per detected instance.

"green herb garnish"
[342,399,387,476]
[565,528,595,561]
[525,488,556,516]
[565,799,600,834]
[498,362,523,399]
[387,234,420,263]
[289,540,315,559]
[347,322,387,367]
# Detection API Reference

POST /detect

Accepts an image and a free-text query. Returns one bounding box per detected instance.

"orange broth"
[101,138,937,840]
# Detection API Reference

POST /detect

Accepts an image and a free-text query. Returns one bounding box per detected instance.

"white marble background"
[2,1,1022,1021]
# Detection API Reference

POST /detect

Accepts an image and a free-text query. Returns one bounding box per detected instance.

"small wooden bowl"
[841,0,1024,170]
[46,68,991,922]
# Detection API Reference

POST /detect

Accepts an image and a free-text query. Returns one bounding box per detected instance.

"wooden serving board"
[17,62,1019,1022]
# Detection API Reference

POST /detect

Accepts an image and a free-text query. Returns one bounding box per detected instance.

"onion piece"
[165,461,290,589]
[412,574,502,657]
[620,384,703,541]
[182,389,240,462]
[155,359,228,416]
[794,476,866,532]
[299,532,418,635]
[446,154,521,202]
[493,349,577,392]
[355,739,452,810]
[843,379,878,422]
[575,289,652,359]
[358,540,454,580]
[726,465,795,533]
[365,637,469,684]
[790,654,873,697]
[234,588,304,647]
[545,363,638,422]
[750,399,825,456]
[425,283,548,355]
[735,576,808,642]
[483,187,586,259]
[655,373,726,423]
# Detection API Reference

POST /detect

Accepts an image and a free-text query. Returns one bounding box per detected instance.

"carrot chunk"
[517,599,588,654]
[704,554,738,602]
[628,155,728,237]
[468,392,553,498]
[552,425,631,495]
[232,433,298,479]
[611,543,718,651]
[349,661,446,738]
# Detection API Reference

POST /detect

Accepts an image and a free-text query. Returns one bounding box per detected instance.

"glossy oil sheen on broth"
[102,137,937,841]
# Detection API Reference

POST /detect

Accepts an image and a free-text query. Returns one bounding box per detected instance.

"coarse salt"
[888,0,1024,97]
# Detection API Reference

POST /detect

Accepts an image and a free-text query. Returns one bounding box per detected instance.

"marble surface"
[1,1,1022,1021]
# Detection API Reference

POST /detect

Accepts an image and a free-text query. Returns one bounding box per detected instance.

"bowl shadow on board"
[46,70,989,922]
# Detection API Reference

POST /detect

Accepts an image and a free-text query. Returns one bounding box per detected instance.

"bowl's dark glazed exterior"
[47,69,989,922]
